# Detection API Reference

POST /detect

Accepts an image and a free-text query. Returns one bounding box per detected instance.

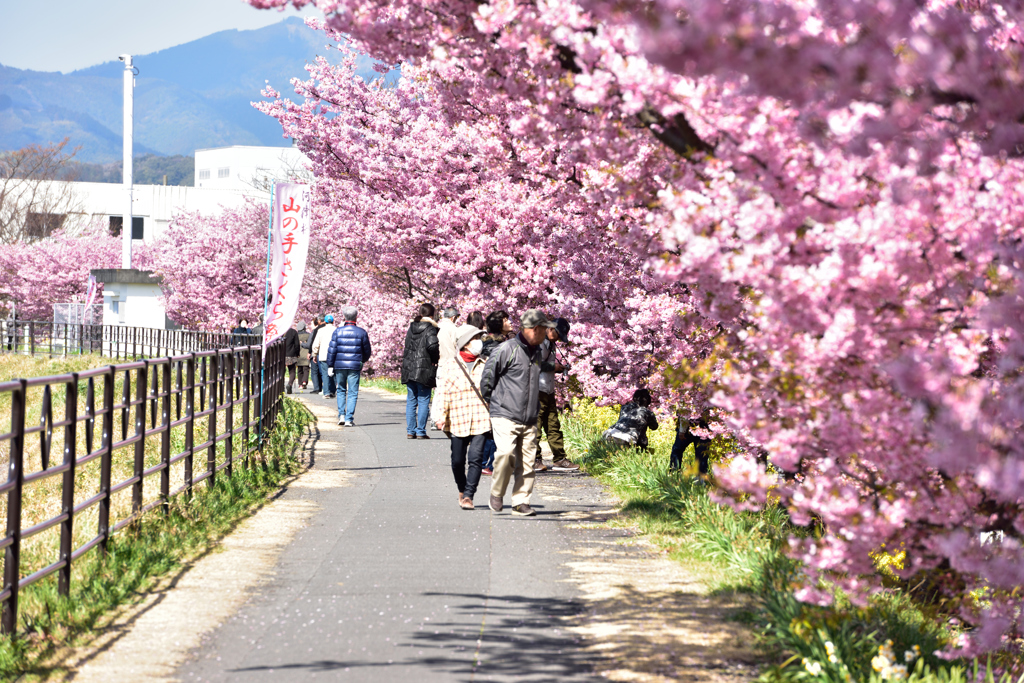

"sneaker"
[551,458,580,471]
[337,416,345,425]
[286,385,292,394]
[489,495,503,512]
[328,394,336,398]
[533,459,548,473]
[310,389,320,394]
[511,504,537,517]
[345,421,354,427]
[481,468,493,476]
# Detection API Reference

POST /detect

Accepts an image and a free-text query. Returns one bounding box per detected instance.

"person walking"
[437,325,489,509]
[326,306,372,426]
[307,316,325,393]
[478,310,510,475]
[312,315,337,398]
[479,309,555,517]
[534,317,579,472]
[284,323,301,394]
[296,322,311,389]
[603,389,659,449]
[401,303,439,439]
[431,307,461,430]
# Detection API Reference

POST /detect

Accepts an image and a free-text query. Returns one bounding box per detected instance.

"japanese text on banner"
[263,183,311,353]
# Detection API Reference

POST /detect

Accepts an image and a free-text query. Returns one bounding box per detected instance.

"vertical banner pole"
[259,182,274,445]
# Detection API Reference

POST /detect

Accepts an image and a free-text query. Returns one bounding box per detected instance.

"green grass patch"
[361,376,405,395]
[561,400,1020,682]
[0,397,314,680]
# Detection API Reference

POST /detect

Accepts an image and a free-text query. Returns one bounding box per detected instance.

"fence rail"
[0,337,285,634]
[1,320,262,360]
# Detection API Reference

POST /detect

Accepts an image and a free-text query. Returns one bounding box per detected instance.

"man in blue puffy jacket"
[326,305,372,426]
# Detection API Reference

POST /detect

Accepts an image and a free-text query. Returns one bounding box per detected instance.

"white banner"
[263,183,311,353]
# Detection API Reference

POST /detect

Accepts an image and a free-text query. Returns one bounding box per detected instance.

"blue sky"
[0,0,314,73]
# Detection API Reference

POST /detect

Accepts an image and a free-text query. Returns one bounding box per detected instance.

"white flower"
[803,658,823,676]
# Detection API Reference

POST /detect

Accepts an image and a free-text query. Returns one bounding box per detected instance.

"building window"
[217,167,230,179]
[109,216,144,239]
[198,169,211,180]
[25,212,66,239]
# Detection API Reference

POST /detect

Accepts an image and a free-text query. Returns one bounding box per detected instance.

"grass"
[0,352,269,599]
[360,376,405,395]
[0,396,314,680]
[560,398,1022,683]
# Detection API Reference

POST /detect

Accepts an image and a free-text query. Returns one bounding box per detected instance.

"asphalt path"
[177,388,605,682]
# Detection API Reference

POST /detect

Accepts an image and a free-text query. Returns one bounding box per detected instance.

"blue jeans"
[482,435,496,470]
[318,360,335,395]
[406,381,432,436]
[335,367,361,423]
[310,361,321,392]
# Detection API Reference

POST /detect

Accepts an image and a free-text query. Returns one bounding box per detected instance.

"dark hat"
[554,317,570,342]
[520,309,557,329]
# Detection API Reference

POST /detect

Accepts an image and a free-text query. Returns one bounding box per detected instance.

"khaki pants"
[490,417,538,507]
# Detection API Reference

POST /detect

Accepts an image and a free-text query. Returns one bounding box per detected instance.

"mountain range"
[0,17,372,163]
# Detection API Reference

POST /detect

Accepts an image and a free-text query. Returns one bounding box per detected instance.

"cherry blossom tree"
[0,219,121,320]
[248,0,1024,655]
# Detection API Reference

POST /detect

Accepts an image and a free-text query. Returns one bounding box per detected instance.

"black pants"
[670,432,711,473]
[288,364,309,387]
[451,433,487,500]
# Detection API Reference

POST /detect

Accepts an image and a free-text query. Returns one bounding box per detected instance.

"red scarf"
[459,350,477,363]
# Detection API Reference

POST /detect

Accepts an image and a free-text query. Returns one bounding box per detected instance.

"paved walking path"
[176,389,608,682]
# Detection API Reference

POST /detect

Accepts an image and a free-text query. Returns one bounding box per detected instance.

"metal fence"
[0,338,286,634]
[0,321,262,360]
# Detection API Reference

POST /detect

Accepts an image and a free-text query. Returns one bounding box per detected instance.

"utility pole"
[119,54,135,269]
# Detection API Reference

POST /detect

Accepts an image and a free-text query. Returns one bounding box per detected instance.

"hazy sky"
[0,0,312,73]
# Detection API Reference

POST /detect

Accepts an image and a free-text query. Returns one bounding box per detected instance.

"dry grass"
[0,352,265,587]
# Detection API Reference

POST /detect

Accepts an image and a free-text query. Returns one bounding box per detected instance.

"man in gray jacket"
[479,309,555,517]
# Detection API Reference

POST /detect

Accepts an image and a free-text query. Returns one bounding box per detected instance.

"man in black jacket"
[479,309,555,517]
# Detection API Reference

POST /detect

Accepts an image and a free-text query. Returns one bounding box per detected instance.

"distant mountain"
[0,18,375,163]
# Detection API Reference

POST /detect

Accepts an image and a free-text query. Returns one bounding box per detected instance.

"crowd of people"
[255,302,712,517]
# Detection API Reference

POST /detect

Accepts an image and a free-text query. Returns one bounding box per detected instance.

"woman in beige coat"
[437,325,489,509]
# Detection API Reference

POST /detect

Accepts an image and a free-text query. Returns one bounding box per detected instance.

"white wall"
[194,145,309,192]
[102,282,166,328]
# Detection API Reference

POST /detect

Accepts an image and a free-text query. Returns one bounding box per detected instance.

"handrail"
[0,336,286,634]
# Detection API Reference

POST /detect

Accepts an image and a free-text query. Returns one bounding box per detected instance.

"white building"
[19,144,310,245]
[194,144,309,192]
[11,144,311,328]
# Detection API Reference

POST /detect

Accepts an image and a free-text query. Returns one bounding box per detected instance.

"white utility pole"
[119,54,134,269]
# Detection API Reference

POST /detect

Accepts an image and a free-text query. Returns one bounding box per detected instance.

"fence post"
[85,377,95,455]
[58,373,79,595]
[121,370,130,443]
[29,322,34,357]
[207,354,218,488]
[225,351,234,478]
[160,361,171,515]
[132,361,148,516]
[1,380,27,634]
[185,355,195,499]
[98,367,114,553]
[241,349,251,468]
